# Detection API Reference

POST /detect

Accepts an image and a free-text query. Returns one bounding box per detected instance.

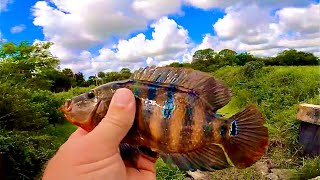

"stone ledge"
[297,103,320,125]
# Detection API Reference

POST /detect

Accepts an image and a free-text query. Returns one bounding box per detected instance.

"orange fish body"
[61,66,269,171]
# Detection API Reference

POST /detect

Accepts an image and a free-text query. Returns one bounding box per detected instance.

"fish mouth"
[60,98,102,132]
[60,99,72,113]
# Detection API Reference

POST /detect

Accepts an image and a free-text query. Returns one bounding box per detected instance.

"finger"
[68,127,88,140]
[136,155,157,173]
[86,88,136,150]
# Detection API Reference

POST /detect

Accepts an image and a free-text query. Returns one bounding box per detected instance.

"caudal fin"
[222,105,269,168]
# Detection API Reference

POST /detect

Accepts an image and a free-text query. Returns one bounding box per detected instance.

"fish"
[60,66,269,171]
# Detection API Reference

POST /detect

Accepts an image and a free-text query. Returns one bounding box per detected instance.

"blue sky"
[1,0,319,76]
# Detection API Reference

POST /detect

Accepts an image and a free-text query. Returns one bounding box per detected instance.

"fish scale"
[60,66,269,171]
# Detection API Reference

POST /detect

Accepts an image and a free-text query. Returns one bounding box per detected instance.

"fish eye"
[87,91,95,99]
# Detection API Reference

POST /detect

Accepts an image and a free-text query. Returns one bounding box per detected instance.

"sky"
[1,0,319,77]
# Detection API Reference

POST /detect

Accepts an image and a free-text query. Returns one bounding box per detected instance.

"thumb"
[86,88,136,150]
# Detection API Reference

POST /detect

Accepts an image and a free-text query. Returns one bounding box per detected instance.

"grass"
[212,66,320,179]
[55,66,320,179]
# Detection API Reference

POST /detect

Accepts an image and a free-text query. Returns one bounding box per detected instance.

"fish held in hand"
[60,66,269,171]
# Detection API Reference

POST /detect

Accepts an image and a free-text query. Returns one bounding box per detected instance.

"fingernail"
[113,88,132,106]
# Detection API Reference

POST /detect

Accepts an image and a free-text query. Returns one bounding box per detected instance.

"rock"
[266,159,275,169]
[297,103,320,125]
[255,162,269,176]
[270,169,294,180]
[310,176,320,180]
[266,173,279,180]
[187,170,211,180]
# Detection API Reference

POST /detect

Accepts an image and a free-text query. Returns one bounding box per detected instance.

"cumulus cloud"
[183,0,236,10]
[276,4,320,35]
[10,24,26,34]
[50,17,191,76]
[195,3,320,57]
[32,0,147,49]
[132,0,181,19]
[183,0,312,10]
[31,0,319,76]
[32,0,185,50]
[116,17,190,62]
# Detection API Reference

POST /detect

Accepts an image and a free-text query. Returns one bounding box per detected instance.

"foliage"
[169,48,318,71]
[0,83,57,130]
[93,68,133,86]
[243,60,265,77]
[0,41,60,91]
[155,159,186,180]
[214,66,319,173]
[192,48,217,63]
[273,49,319,66]
[0,130,60,180]
[295,156,320,179]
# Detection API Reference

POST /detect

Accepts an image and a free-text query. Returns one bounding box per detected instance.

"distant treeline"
[167,48,319,72]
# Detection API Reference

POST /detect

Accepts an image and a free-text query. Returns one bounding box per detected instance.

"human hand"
[43,88,157,180]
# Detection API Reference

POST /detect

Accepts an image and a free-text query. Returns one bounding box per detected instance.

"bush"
[243,61,264,77]
[0,130,60,179]
[0,83,65,130]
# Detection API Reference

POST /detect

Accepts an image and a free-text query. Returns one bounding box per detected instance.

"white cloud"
[183,0,235,10]
[116,17,190,62]
[0,0,13,11]
[276,4,320,35]
[48,17,191,76]
[32,0,185,50]
[183,0,312,10]
[194,3,320,57]
[10,24,26,34]
[31,0,319,77]
[32,0,147,49]
[132,0,181,19]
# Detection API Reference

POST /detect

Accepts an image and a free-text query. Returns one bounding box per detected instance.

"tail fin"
[221,104,269,168]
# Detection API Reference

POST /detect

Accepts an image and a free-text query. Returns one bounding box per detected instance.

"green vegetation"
[0,41,319,179]
[212,66,319,179]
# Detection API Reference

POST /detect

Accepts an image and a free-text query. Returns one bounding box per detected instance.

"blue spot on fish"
[162,85,176,119]
[145,84,157,112]
[147,84,157,100]
[220,125,227,138]
[214,113,222,118]
[230,120,238,136]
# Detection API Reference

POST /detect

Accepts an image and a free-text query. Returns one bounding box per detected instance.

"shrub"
[0,130,60,179]
[243,61,264,77]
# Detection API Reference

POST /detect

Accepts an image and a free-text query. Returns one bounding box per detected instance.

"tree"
[120,68,131,79]
[217,49,237,66]
[275,49,319,66]
[75,72,86,87]
[87,75,97,86]
[235,52,256,66]
[97,71,106,79]
[62,68,74,78]
[0,41,60,90]
[97,71,106,84]
[192,48,217,63]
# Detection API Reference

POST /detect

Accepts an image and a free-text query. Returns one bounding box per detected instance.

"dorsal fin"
[131,66,231,112]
